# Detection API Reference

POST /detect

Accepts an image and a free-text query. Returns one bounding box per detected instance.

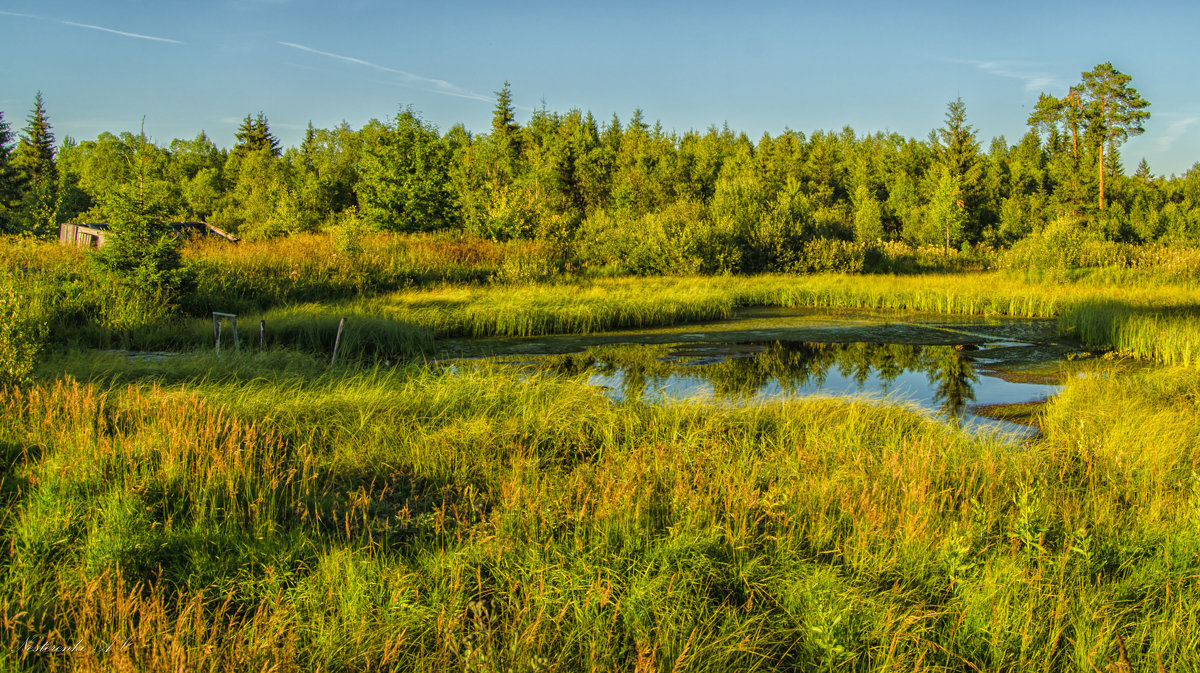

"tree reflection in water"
[930,346,978,422]
[540,340,980,422]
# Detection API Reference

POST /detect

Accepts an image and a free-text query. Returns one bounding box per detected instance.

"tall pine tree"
[1079,62,1150,210]
[934,98,982,241]
[490,82,523,183]
[12,92,58,238]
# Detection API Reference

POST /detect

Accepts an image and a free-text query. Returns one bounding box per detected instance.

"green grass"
[12,232,1200,365]
[1060,299,1200,366]
[133,271,1200,360]
[3,352,1199,671]
[8,235,1200,670]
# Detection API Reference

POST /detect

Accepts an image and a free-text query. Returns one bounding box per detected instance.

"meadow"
[2,233,1199,671]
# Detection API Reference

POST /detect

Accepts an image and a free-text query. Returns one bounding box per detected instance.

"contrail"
[279,41,490,102]
[63,20,184,44]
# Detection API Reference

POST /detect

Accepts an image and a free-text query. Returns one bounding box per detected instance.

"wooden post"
[331,317,346,366]
[212,312,238,354]
[259,320,266,351]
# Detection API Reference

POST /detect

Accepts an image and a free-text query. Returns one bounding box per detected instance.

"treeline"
[3,63,1199,274]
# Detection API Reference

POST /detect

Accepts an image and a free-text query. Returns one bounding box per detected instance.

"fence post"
[331,317,346,366]
[212,312,238,354]
[259,320,266,351]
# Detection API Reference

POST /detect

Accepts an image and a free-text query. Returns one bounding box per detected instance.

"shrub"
[0,278,46,385]
[573,202,709,276]
[792,239,872,273]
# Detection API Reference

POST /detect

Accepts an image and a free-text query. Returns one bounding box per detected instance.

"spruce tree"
[256,112,282,157]
[490,82,523,176]
[1134,158,1153,182]
[934,98,982,241]
[95,131,183,297]
[300,121,319,172]
[226,112,281,192]
[13,92,56,182]
[232,112,281,158]
[12,93,58,238]
[0,111,24,234]
[491,82,520,140]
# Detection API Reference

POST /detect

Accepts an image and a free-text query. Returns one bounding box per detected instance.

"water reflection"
[530,340,1045,432]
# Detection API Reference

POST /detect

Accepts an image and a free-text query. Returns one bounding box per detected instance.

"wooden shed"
[57,222,239,248]
[58,223,110,248]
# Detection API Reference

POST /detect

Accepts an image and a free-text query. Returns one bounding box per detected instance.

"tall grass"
[181,231,557,314]
[25,264,1200,364]
[1061,300,1200,366]
[3,356,1199,670]
[14,232,1200,365]
[9,232,1200,669]
[362,272,1200,345]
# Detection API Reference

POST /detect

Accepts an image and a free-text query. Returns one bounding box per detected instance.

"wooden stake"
[212,312,238,353]
[331,317,346,366]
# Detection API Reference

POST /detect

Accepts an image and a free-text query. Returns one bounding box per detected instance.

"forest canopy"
[3,64,1197,275]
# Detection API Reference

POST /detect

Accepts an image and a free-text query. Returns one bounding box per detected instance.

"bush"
[0,278,46,386]
[573,202,709,276]
[1001,215,1100,273]
[791,239,873,273]
[999,216,1200,281]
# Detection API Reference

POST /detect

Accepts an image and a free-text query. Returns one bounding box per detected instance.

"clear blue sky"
[3,0,1198,176]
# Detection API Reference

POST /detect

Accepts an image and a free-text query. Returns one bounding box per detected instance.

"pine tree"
[225,112,282,197]
[13,92,56,182]
[935,98,982,241]
[1134,158,1153,182]
[1079,62,1150,210]
[1027,90,1085,209]
[490,82,523,178]
[491,82,520,140]
[12,93,58,238]
[233,112,281,158]
[0,111,24,233]
[94,131,183,297]
[300,121,318,172]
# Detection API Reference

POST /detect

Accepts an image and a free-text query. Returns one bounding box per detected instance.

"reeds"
[8,232,1200,668]
[4,358,1199,670]
[1061,299,1200,365]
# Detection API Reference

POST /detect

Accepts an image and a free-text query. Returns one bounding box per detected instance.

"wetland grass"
[8,234,1200,669]
[3,354,1199,670]
[11,230,1200,363]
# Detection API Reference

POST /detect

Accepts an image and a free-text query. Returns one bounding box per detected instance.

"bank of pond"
[3,281,1197,671]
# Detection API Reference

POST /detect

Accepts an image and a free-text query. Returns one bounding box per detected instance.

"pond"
[438,307,1092,439]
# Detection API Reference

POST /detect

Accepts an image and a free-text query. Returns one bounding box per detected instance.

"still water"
[440,308,1086,439]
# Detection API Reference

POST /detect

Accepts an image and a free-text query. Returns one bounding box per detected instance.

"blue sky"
[3,0,1198,176]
